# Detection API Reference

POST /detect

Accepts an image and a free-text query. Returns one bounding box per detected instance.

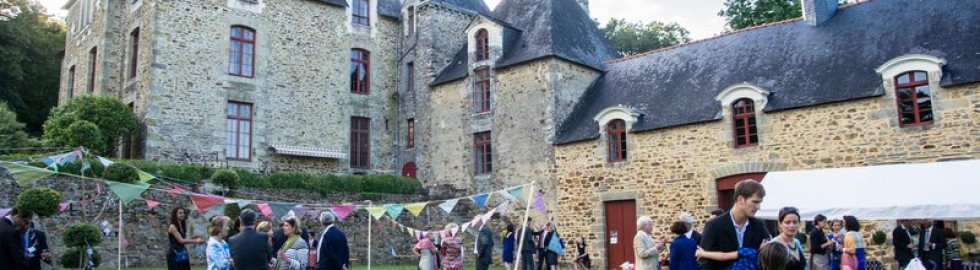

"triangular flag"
[269,203,294,219]
[107,181,151,205]
[330,205,357,221]
[189,193,225,212]
[451,226,459,236]
[471,194,489,210]
[80,160,92,176]
[438,199,459,213]
[481,208,495,223]
[59,202,70,213]
[547,231,565,255]
[257,203,273,217]
[236,200,251,209]
[497,190,515,201]
[391,220,398,226]
[533,191,547,215]
[146,200,160,210]
[404,202,427,217]
[96,156,114,168]
[164,187,183,198]
[407,228,416,238]
[0,208,10,217]
[292,205,308,217]
[137,170,155,182]
[366,206,386,220]
[95,182,102,195]
[507,186,525,200]
[384,204,404,219]
[440,230,449,238]
[4,162,54,187]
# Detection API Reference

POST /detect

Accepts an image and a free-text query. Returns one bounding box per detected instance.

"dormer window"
[606,119,627,162]
[475,29,489,61]
[731,99,758,148]
[353,0,370,26]
[594,106,639,165]
[894,71,933,126]
[715,83,769,149]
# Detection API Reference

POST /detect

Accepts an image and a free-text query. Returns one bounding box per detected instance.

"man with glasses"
[699,179,771,270]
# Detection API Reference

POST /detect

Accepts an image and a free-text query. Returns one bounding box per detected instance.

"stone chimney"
[802,0,838,26]
[576,0,589,15]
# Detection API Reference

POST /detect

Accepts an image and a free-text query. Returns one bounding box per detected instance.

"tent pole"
[513,181,535,270]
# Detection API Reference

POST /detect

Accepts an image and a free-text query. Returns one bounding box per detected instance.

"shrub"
[103,163,138,183]
[65,120,106,154]
[127,159,210,184]
[42,96,138,156]
[211,169,240,190]
[59,247,101,268]
[15,187,62,218]
[0,103,29,149]
[872,230,887,245]
[62,222,102,247]
[961,231,977,245]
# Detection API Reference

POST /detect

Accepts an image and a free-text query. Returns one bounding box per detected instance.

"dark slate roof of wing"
[378,0,401,19]
[431,0,492,16]
[555,0,980,145]
[308,0,347,7]
[431,45,471,86]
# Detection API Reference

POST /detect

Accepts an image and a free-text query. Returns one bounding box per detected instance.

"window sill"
[607,160,629,168]
[472,111,493,117]
[473,173,491,180]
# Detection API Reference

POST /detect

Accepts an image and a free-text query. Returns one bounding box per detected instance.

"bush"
[42,96,138,156]
[127,159,210,184]
[15,187,62,218]
[872,230,887,245]
[63,222,102,247]
[103,163,138,183]
[211,169,240,190]
[59,247,101,268]
[57,157,106,177]
[961,231,977,245]
[0,103,29,148]
[65,120,106,154]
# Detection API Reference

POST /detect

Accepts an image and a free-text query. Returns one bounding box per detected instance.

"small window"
[406,119,415,148]
[894,71,933,126]
[353,0,370,26]
[225,102,253,160]
[473,67,491,113]
[68,66,76,99]
[229,26,256,77]
[406,6,415,35]
[474,131,492,175]
[732,98,758,148]
[351,117,371,169]
[606,119,627,162]
[129,28,140,79]
[239,0,258,4]
[475,29,489,61]
[350,49,370,94]
[406,62,414,92]
[88,47,97,92]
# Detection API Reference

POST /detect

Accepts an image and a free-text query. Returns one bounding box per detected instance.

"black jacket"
[892,226,913,266]
[0,217,29,270]
[691,230,703,246]
[699,212,770,270]
[317,226,349,270]
[477,225,494,264]
[26,229,50,270]
[519,225,541,254]
[229,227,272,270]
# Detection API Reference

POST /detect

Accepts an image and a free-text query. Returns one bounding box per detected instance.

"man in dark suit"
[680,212,702,246]
[519,217,541,270]
[25,222,52,270]
[230,209,272,270]
[893,220,915,270]
[316,211,349,270]
[1,208,33,270]
[919,221,946,270]
[474,216,493,270]
[700,180,771,270]
[536,223,553,270]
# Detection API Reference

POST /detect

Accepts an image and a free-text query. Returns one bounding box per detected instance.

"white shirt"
[318,224,335,252]
[474,223,484,254]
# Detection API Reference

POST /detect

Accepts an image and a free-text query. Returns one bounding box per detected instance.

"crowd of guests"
[0,208,53,270]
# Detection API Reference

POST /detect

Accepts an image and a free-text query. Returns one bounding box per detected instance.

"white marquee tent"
[756,159,980,220]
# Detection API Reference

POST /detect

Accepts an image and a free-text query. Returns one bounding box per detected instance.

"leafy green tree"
[0,0,66,135]
[211,169,241,191]
[43,96,139,156]
[597,18,691,56]
[65,120,105,153]
[15,187,62,218]
[103,163,139,183]
[719,0,848,30]
[0,102,29,148]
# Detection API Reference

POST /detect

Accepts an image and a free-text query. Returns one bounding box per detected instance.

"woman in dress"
[207,216,233,270]
[828,220,844,270]
[273,218,310,270]
[841,216,865,270]
[573,236,592,270]
[168,206,204,270]
[769,207,806,270]
[441,223,464,270]
[415,231,438,270]
[669,221,698,270]
[502,224,516,270]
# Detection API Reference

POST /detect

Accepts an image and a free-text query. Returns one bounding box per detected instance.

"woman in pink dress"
[441,223,463,270]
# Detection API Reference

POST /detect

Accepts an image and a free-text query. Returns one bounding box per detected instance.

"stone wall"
[60,0,126,102]
[554,82,980,269]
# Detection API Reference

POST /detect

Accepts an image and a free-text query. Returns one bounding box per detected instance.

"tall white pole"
[117,203,122,270]
[367,201,372,270]
[513,181,535,270]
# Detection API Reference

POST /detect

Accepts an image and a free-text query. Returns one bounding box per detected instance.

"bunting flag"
[471,193,489,210]
[121,237,130,249]
[451,226,459,236]
[407,228,416,238]
[404,202,427,217]
[107,181,151,205]
[292,205,308,217]
[4,162,54,187]
[330,205,357,221]
[547,231,565,255]
[80,160,92,176]
[40,153,64,169]
[95,182,102,195]
[366,206,386,220]
[391,220,398,227]
[384,204,404,219]
[146,200,160,210]
[59,202,70,213]
[0,208,10,217]
[97,156,114,168]
[269,203,294,218]
[164,187,183,198]
[137,170,156,182]
[440,230,449,238]
[533,191,547,215]
[438,199,459,214]
[481,208,494,223]
[189,193,226,213]
[507,186,525,200]
[257,203,273,217]
[497,190,516,201]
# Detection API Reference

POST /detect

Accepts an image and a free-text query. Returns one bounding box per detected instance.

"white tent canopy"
[756,159,980,221]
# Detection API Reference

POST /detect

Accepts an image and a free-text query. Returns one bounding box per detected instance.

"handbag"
[174,247,189,263]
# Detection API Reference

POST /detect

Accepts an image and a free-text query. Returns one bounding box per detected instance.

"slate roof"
[555,0,980,145]
[431,0,619,86]
[430,0,492,16]
[378,0,400,19]
[307,0,347,7]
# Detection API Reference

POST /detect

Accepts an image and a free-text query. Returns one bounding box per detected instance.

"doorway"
[604,200,637,270]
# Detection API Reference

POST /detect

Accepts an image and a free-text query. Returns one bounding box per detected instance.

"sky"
[38,0,729,39]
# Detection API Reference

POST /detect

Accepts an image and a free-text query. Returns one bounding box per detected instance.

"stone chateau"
[59,0,979,268]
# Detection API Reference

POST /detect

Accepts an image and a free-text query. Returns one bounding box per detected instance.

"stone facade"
[554,82,980,269]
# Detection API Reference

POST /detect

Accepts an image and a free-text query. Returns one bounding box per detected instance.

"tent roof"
[756,160,980,221]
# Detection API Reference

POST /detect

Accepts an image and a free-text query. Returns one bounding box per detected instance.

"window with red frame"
[351,49,370,94]
[351,117,371,169]
[732,98,758,148]
[88,47,97,92]
[129,28,139,79]
[68,66,76,99]
[607,119,627,162]
[225,102,252,160]
[895,71,933,126]
[229,26,255,77]
[352,0,369,26]
[473,67,491,113]
[406,119,415,148]
[475,29,488,61]
[474,131,492,175]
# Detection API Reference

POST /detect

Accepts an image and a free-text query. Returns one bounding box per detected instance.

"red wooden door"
[605,200,637,270]
[401,162,417,178]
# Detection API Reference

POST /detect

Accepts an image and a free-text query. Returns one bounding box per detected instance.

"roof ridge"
[606,0,880,64]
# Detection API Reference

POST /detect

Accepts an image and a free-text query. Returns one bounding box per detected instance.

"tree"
[42,96,139,155]
[15,187,62,218]
[0,0,66,135]
[597,18,691,56]
[719,0,848,30]
[0,102,28,148]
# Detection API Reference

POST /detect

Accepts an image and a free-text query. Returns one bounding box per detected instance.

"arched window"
[475,29,488,61]
[732,98,758,148]
[352,0,369,26]
[607,119,627,162]
[350,49,370,94]
[229,26,256,77]
[894,71,933,126]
